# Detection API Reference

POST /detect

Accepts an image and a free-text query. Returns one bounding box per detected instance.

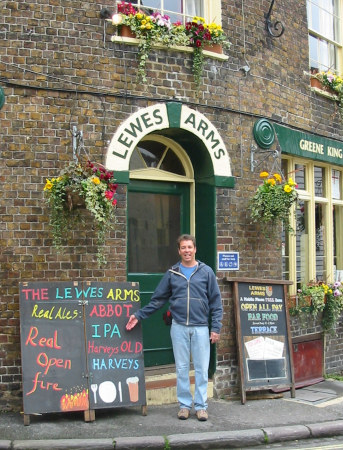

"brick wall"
[1,0,343,410]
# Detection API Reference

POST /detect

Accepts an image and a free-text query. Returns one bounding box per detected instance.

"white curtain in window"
[185,0,203,18]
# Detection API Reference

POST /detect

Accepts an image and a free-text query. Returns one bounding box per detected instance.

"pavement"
[2,379,343,449]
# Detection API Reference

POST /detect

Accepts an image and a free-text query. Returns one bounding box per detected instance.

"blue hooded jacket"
[135,261,223,333]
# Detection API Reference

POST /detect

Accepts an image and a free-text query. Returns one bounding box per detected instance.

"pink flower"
[105,190,114,200]
[112,199,117,206]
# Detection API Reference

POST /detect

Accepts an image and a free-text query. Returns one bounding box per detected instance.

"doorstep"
[144,366,214,405]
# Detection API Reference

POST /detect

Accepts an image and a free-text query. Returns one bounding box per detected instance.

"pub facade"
[1,0,343,411]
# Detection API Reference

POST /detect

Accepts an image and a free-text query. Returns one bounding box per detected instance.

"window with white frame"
[122,0,221,24]
[307,0,342,73]
[281,158,343,290]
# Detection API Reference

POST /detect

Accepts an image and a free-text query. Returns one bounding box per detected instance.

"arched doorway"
[127,135,194,367]
[105,102,234,369]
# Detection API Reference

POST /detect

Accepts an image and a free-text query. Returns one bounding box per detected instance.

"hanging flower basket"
[66,187,86,211]
[249,171,298,238]
[44,159,118,267]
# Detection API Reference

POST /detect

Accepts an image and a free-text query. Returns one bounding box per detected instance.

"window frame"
[282,156,343,293]
[120,0,222,25]
[307,0,343,73]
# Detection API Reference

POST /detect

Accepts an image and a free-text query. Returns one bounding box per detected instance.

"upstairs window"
[125,1,220,25]
[307,0,342,73]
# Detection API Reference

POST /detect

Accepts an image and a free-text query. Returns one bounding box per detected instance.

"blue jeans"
[170,321,210,411]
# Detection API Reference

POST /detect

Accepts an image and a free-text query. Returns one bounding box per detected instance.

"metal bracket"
[72,126,84,162]
[251,145,279,172]
[78,299,89,305]
[265,0,285,38]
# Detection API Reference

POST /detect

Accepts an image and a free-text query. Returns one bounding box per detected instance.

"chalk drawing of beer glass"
[126,376,139,402]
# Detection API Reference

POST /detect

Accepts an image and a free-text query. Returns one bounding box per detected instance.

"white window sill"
[310,85,338,101]
[111,36,229,61]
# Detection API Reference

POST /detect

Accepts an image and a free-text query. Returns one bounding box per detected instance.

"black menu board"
[85,282,146,409]
[227,278,295,404]
[19,281,146,422]
[20,281,88,415]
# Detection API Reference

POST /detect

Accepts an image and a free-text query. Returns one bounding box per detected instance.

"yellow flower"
[146,23,152,29]
[267,178,276,185]
[284,184,292,193]
[288,177,296,186]
[273,173,282,182]
[92,176,100,185]
[136,13,143,19]
[44,179,53,190]
[260,171,269,178]
[141,19,146,25]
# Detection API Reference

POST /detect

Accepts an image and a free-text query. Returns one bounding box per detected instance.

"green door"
[127,180,190,367]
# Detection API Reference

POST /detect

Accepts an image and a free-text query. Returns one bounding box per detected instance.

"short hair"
[177,234,196,248]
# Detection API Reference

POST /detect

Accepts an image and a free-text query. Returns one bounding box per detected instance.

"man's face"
[178,240,196,266]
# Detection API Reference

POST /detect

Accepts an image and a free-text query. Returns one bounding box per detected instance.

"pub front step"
[144,370,213,405]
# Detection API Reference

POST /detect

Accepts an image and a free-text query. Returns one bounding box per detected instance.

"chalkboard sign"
[227,278,295,404]
[20,281,88,416]
[19,281,146,423]
[84,282,146,409]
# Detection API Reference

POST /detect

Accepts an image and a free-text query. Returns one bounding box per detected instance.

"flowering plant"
[185,16,230,88]
[249,171,298,237]
[44,159,117,266]
[110,3,230,86]
[111,2,176,82]
[312,70,343,119]
[290,281,343,334]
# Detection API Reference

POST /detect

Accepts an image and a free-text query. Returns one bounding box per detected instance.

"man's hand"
[210,331,220,344]
[126,314,138,330]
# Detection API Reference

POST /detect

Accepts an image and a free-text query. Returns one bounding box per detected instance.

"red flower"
[109,183,118,192]
[196,39,202,47]
[112,199,117,206]
[105,190,114,200]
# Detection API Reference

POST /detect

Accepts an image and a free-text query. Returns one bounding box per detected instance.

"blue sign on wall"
[217,252,239,271]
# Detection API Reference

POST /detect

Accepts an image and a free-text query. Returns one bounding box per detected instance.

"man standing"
[126,234,223,421]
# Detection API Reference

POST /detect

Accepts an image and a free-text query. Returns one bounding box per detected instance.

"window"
[127,0,221,24]
[282,158,343,290]
[307,0,342,73]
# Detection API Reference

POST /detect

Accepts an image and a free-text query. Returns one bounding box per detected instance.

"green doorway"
[127,179,190,367]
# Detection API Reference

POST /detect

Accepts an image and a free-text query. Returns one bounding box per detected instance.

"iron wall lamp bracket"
[265,0,285,38]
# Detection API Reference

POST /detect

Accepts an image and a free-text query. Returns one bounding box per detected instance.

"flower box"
[203,43,223,54]
[310,77,336,95]
[119,24,136,39]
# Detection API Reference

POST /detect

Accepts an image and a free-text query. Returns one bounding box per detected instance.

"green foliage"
[110,2,231,86]
[314,71,343,120]
[289,281,343,334]
[249,171,298,238]
[44,159,118,267]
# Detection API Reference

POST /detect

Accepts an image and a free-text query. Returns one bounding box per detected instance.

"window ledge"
[310,85,338,101]
[111,36,229,61]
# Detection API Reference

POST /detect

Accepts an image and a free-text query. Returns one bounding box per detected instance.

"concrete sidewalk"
[1,380,343,449]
